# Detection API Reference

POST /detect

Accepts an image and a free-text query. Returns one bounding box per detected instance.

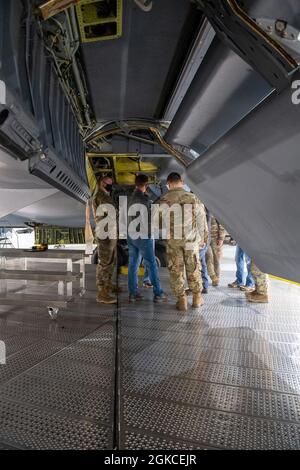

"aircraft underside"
[0,0,300,281]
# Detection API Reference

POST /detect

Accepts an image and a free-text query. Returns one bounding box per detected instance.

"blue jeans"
[128,237,163,296]
[143,240,155,284]
[143,266,150,284]
[200,245,209,289]
[235,245,254,287]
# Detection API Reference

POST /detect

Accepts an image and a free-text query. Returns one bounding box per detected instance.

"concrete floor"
[0,246,300,449]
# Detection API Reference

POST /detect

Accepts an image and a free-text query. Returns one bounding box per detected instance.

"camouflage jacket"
[210,216,226,242]
[157,188,208,247]
[93,190,117,240]
[92,190,115,220]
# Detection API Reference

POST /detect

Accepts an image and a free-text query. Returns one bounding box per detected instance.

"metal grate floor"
[0,265,116,449]
[0,248,300,449]
[118,246,300,450]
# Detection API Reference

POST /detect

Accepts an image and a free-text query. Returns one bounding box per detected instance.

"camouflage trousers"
[96,239,117,290]
[166,241,202,297]
[206,240,223,281]
[250,261,268,295]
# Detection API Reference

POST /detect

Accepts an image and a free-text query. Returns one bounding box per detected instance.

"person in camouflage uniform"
[157,173,207,312]
[93,176,117,304]
[206,215,226,286]
[246,261,269,303]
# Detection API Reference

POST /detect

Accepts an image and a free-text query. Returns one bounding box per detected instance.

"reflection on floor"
[0,246,300,449]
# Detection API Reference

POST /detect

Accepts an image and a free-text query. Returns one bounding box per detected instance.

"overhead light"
[190,149,200,159]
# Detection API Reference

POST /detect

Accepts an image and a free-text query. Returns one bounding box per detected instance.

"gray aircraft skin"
[0,0,300,282]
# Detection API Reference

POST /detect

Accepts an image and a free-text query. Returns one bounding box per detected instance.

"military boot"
[228,280,239,288]
[212,277,219,287]
[192,292,204,308]
[176,295,188,312]
[96,286,117,304]
[247,291,269,303]
[240,285,255,293]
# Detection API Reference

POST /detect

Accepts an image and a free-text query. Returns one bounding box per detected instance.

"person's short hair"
[167,172,182,183]
[135,174,149,187]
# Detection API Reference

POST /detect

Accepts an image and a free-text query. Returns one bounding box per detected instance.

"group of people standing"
[92,172,269,310]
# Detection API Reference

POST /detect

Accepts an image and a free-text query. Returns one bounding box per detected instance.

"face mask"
[105,184,113,193]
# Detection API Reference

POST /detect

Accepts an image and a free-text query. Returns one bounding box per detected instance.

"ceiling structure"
[81,0,202,121]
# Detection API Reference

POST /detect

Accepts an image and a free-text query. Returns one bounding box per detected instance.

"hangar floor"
[0,246,300,450]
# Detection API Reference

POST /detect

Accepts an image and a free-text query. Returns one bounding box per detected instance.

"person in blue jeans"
[142,239,154,288]
[128,238,166,302]
[199,244,209,294]
[200,207,211,294]
[228,244,255,292]
[127,174,167,303]
[143,264,153,288]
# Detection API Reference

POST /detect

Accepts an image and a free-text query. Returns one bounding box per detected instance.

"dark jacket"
[128,188,152,238]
